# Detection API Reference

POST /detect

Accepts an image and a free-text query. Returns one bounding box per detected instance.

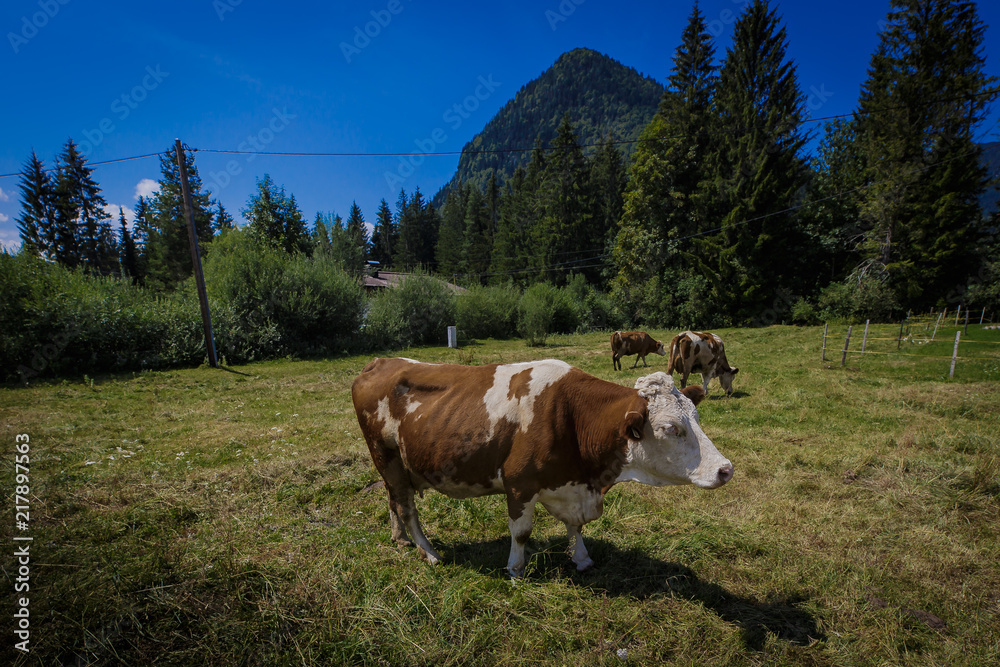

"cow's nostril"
[718,464,734,484]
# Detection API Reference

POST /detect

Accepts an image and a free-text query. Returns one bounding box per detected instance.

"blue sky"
[1,0,998,251]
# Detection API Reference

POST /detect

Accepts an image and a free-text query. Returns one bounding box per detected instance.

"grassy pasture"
[2,325,999,666]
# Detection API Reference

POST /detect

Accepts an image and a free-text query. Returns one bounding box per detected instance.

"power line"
[3,88,997,180]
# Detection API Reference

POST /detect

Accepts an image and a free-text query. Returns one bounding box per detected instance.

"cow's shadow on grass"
[444,536,823,651]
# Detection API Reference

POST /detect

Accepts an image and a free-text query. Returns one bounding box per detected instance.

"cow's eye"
[659,423,684,438]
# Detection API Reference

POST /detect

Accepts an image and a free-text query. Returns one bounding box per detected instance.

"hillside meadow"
[2,325,999,666]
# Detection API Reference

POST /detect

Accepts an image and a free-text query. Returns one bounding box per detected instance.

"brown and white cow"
[666,331,739,397]
[352,357,732,577]
[611,331,666,371]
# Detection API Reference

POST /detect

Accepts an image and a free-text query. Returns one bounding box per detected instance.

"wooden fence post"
[981,307,986,325]
[861,319,870,352]
[955,305,961,326]
[931,312,942,342]
[897,320,904,350]
[822,323,828,362]
[841,325,853,367]
[964,308,969,336]
[949,331,961,379]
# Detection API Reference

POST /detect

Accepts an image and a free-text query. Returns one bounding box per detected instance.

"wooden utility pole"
[175,139,218,368]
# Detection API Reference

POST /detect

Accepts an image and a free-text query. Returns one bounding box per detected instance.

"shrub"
[363,274,456,349]
[817,271,900,323]
[518,283,564,346]
[203,229,364,360]
[456,283,521,339]
[0,252,204,381]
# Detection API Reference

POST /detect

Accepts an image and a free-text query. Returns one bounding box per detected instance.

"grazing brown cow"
[666,331,739,396]
[352,358,731,577]
[611,331,666,371]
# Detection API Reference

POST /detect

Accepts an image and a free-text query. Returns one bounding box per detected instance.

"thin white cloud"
[104,204,136,228]
[135,178,159,200]
[0,229,21,252]
[0,186,10,202]
[0,213,9,223]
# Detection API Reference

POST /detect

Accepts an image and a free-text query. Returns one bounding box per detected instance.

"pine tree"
[535,114,589,284]
[490,167,534,284]
[804,118,867,285]
[588,135,626,286]
[313,211,332,257]
[242,175,310,255]
[693,0,808,324]
[397,188,437,270]
[215,201,234,232]
[855,0,996,307]
[15,151,55,258]
[613,4,718,321]
[462,186,492,281]
[345,201,370,264]
[436,184,469,276]
[132,195,152,285]
[370,198,396,267]
[119,207,139,280]
[145,143,215,289]
[52,139,113,271]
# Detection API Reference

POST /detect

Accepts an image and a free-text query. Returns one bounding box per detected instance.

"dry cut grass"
[1,326,999,665]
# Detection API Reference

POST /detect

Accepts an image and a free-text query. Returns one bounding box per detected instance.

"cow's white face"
[718,367,739,396]
[655,342,667,356]
[617,372,733,489]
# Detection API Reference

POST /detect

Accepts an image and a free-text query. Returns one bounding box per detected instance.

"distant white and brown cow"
[611,331,666,371]
[352,357,732,577]
[666,331,739,397]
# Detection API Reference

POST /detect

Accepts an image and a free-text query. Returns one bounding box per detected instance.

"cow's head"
[618,372,733,489]
[718,366,739,396]
[654,341,667,356]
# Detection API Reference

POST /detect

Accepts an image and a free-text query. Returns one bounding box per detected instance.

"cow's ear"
[681,385,706,406]
[621,409,646,442]
[731,367,739,376]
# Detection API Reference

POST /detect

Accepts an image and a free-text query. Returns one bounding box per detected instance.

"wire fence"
[821,308,1000,378]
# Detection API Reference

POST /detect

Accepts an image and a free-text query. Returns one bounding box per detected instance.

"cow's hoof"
[394,537,414,548]
[416,547,442,566]
[574,557,595,572]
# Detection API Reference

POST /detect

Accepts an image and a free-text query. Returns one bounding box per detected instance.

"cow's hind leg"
[373,446,443,563]
[394,488,443,566]
[506,494,537,578]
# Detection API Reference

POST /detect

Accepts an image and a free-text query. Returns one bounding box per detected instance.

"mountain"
[432,48,665,208]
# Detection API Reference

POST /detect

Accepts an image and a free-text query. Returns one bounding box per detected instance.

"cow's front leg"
[565,524,594,571]
[701,371,713,396]
[506,494,536,578]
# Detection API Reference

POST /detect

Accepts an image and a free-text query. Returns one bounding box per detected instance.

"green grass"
[2,326,999,665]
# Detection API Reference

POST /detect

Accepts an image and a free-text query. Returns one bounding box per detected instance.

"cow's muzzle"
[715,463,734,487]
